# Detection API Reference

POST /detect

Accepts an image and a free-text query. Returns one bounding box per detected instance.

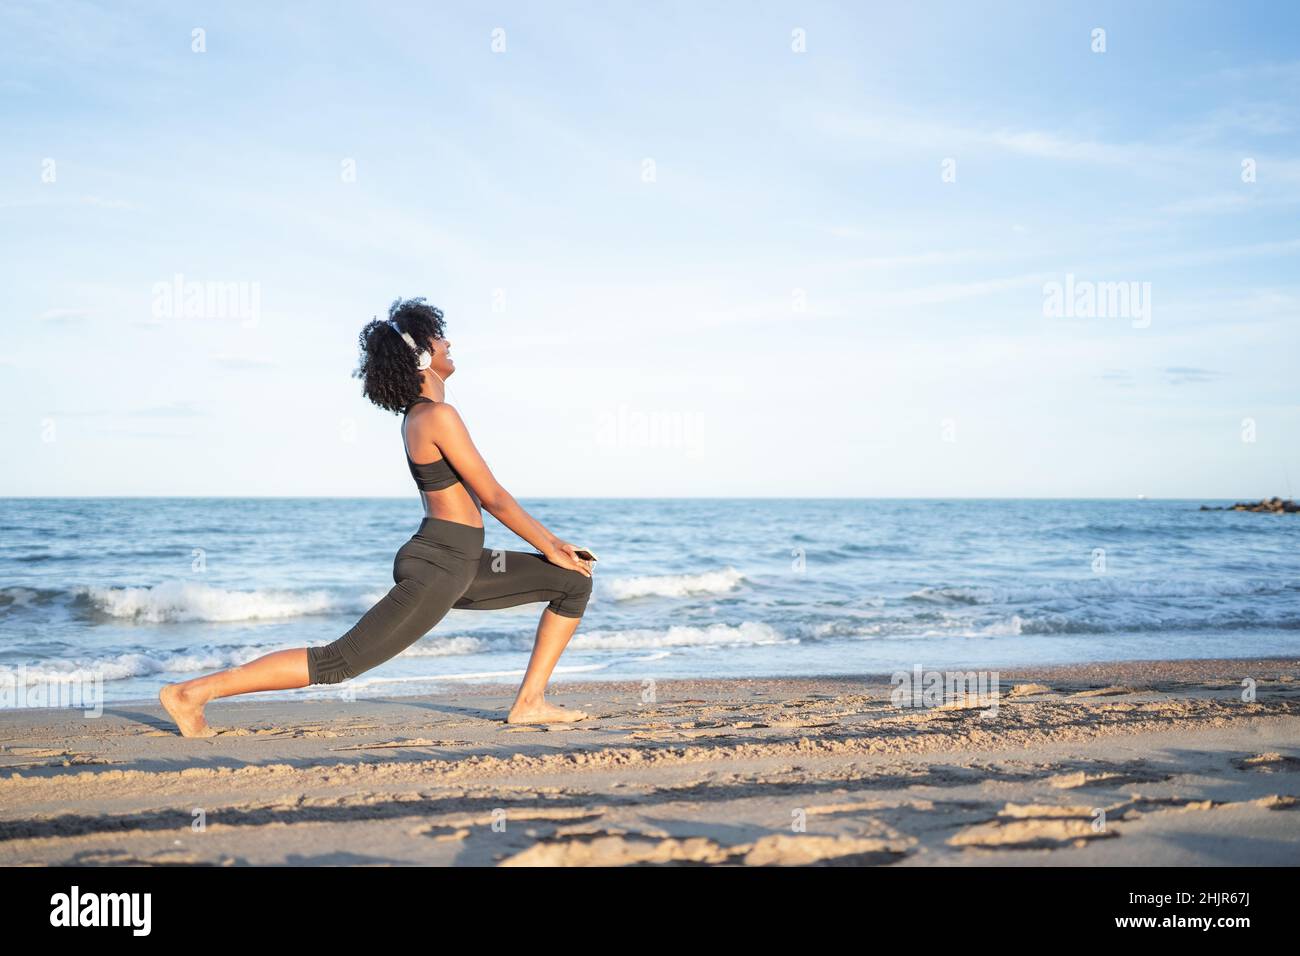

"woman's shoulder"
[407,399,465,432]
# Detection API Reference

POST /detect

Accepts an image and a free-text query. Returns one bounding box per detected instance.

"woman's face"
[427,336,455,378]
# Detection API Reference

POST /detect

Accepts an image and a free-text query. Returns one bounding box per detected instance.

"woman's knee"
[306,642,354,685]
[306,577,442,685]
[549,568,592,619]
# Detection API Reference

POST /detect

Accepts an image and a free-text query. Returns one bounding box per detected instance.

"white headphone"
[388,319,432,370]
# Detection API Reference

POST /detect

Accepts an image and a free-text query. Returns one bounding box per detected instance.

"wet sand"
[1,657,1298,866]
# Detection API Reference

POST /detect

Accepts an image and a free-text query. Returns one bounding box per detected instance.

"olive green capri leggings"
[306,517,592,685]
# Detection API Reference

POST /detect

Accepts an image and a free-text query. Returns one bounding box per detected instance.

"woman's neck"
[419,373,446,403]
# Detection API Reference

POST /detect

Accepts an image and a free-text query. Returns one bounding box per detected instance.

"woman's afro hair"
[353,297,447,414]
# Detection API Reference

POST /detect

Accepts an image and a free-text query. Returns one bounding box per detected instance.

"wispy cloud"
[813,249,1018,273]
[132,401,208,418]
[0,196,133,210]
[1156,193,1259,216]
[37,308,92,324]
[46,401,208,418]
[812,108,1164,169]
[1164,366,1220,385]
[1210,59,1300,85]
[1097,368,1136,388]
[873,273,1055,307]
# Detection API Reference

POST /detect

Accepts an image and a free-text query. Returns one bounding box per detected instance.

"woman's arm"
[424,403,591,575]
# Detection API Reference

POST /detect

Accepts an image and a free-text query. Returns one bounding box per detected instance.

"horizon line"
[0,495,1283,502]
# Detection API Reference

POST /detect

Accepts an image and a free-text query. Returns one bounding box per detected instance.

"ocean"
[1,497,1297,703]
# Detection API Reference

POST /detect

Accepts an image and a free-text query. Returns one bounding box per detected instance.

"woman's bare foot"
[159,683,218,738]
[506,698,590,725]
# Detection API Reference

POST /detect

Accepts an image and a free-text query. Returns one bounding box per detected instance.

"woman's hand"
[543,540,594,577]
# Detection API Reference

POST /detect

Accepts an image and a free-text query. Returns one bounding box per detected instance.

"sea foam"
[606,568,744,600]
[79,581,338,623]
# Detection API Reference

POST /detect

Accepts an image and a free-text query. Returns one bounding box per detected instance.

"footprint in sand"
[499,830,913,867]
[948,803,1115,850]
[1070,685,1148,698]
[1232,752,1300,773]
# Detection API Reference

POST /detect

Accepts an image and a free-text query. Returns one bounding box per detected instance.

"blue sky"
[2,1,1297,498]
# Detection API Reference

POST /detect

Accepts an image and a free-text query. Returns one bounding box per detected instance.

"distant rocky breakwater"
[1200,497,1299,513]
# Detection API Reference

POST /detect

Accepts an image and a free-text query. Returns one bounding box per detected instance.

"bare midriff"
[417,483,483,529]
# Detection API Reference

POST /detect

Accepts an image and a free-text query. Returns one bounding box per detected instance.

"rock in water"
[1203,497,1298,513]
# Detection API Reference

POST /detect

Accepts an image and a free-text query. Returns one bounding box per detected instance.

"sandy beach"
[1,657,1297,866]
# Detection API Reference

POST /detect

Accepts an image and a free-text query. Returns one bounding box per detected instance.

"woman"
[160,297,595,737]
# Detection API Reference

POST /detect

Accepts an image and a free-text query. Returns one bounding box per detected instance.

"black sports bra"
[402,397,480,507]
